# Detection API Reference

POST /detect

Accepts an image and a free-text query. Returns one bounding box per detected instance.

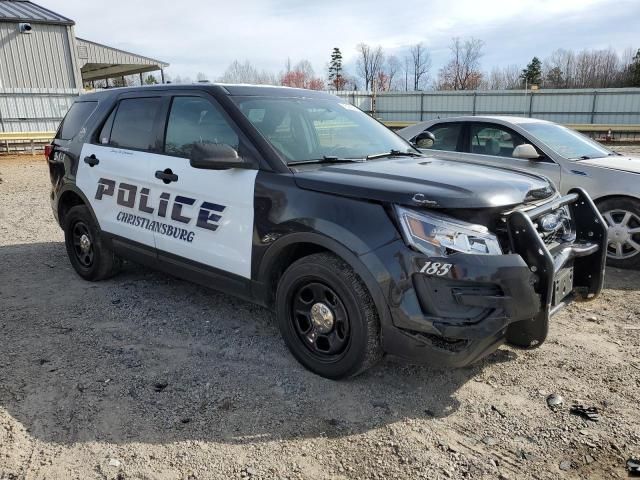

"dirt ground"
[0,151,639,480]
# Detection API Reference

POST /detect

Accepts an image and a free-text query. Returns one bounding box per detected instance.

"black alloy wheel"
[64,205,121,281]
[71,220,94,267]
[291,281,351,360]
[276,252,383,379]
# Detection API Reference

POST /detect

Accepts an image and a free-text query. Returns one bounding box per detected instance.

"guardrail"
[0,132,55,155]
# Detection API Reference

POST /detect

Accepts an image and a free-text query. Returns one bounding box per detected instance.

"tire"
[275,252,383,379]
[64,205,121,281]
[597,197,640,269]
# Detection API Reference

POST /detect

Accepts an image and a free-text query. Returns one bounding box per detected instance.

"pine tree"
[628,49,640,87]
[328,47,345,91]
[545,66,564,88]
[521,56,543,87]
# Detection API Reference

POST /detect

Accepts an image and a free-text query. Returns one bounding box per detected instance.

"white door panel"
[76,143,157,249]
[149,157,257,279]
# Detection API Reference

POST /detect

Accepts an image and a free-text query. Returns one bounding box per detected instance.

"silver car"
[398,116,640,268]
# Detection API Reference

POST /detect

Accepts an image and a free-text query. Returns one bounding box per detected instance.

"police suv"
[47,84,606,379]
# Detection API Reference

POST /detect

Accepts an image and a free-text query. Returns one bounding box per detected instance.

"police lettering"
[95,177,226,231]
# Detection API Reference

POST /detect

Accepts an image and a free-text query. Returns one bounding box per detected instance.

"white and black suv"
[47,84,607,379]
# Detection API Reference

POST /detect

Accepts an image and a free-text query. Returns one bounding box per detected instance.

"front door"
[459,123,562,186]
[148,94,258,279]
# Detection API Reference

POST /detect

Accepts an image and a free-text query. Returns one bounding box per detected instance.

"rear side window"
[103,97,162,151]
[57,101,97,140]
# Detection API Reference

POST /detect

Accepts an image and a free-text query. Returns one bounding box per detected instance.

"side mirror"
[513,143,541,160]
[189,143,255,170]
[413,131,436,149]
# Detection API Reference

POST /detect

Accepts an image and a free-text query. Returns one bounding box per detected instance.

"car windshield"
[519,122,614,160]
[232,96,416,163]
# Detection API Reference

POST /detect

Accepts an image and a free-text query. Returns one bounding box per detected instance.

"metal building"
[0,0,168,133]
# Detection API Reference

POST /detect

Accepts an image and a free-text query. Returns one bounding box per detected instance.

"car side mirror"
[189,143,256,170]
[513,143,541,160]
[413,131,436,149]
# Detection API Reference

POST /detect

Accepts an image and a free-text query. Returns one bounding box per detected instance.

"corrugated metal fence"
[1,87,640,135]
[335,88,640,125]
[0,88,78,132]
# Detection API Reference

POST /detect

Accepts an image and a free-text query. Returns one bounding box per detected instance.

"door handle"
[84,155,99,167]
[155,169,179,184]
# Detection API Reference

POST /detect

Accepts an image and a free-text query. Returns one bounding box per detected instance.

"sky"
[44,0,640,81]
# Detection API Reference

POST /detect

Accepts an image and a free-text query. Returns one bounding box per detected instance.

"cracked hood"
[292,157,554,209]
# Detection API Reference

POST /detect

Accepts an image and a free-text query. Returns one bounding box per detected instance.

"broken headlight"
[396,206,502,256]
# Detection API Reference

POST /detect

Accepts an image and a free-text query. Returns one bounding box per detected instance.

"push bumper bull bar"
[374,188,606,366]
[504,187,607,347]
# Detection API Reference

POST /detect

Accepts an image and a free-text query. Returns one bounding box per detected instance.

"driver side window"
[164,96,239,159]
[418,124,462,152]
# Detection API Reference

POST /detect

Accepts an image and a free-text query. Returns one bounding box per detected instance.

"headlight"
[395,206,502,256]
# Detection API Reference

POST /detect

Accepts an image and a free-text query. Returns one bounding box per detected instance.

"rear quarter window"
[56,101,98,140]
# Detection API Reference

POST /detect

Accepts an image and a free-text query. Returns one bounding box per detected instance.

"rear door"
[458,122,562,185]
[148,92,258,279]
[76,94,164,250]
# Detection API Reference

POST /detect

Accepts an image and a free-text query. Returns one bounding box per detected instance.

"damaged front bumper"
[367,188,607,367]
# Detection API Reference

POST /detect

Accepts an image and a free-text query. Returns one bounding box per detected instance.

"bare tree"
[403,56,411,91]
[281,59,324,90]
[487,64,521,89]
[218,60,277,85]
[545,49,576,88]
[385,55,401,91]
[410,43,431,90]
[437,37,484,90]
[543,48,626,88]
[356,43,385,91]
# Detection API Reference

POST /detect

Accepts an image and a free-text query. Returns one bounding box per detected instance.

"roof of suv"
[79,83,337,101]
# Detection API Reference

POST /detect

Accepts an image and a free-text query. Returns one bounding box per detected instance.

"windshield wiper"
[366,149,423,160]
[287,156,367,166]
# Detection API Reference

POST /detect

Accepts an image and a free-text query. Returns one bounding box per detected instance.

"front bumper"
[366,188,606,367]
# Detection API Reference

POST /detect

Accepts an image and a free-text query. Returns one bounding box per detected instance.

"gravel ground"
[0,152,639,480]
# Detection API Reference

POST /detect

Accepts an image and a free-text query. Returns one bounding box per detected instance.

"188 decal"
[419,261,453,276]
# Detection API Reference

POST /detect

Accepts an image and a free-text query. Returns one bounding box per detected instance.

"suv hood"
[292,157,554,209]
[579,155,640,174]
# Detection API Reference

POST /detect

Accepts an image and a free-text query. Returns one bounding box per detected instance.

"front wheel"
[598,198,640,269]
[275,253,383,379]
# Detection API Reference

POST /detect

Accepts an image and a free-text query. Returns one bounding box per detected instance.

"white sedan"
[399,116,640,268]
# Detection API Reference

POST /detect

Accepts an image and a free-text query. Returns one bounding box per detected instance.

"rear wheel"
[275,253,383,379]
[598,198,640,269]
[64,205,121,281]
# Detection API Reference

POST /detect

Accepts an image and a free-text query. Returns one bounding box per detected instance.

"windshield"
[519,122,613,160]
[232,96,416,163]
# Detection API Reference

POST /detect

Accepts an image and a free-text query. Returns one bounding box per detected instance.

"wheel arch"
[255,233,391,328]
[57,186,99,228]
[593,193,640,207]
